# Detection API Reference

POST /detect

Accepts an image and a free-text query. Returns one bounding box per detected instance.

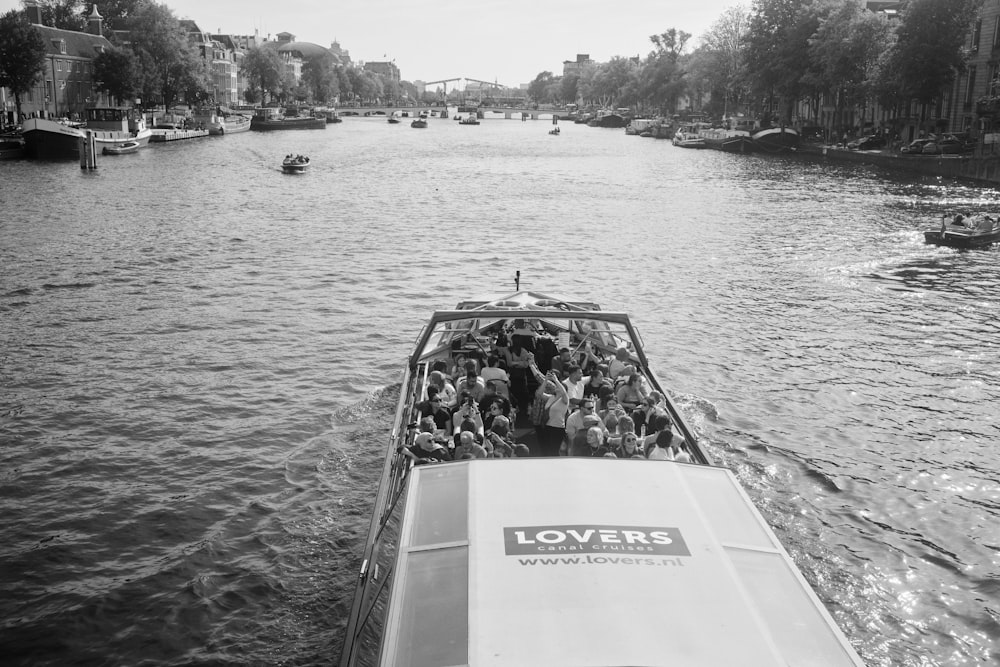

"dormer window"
[50,38,67,54]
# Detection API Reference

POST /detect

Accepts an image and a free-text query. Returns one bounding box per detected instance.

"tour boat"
[337,284,867,667]
[281,155,310,173]
[924,214,1000,248]
[22,107,151,159]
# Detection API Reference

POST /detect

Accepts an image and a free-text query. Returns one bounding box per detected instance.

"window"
[966,65,977,107]
[995,16,1000,49]
[973,19,982,52]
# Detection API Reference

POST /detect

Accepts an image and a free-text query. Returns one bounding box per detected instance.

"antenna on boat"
[514,270,520,290]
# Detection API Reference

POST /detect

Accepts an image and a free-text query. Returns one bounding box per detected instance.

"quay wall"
[793,145,1000,187]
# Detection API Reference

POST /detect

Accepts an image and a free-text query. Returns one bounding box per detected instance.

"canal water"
[1,116,999,666]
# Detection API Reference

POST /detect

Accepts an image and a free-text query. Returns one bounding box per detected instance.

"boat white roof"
[381,459,864,666]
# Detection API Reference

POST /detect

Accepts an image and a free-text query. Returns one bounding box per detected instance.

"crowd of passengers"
[400,332,693,465]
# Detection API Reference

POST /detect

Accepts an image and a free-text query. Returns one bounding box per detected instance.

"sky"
[3,0,744,87]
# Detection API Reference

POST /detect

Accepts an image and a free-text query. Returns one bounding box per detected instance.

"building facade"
[5,2,114,121]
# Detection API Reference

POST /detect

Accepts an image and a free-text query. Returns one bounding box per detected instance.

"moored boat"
[752,125,799,153]
[924,213,1000,248]
[102,140,141,155]
[192,108,251,135]
[587,109,629,128]
[700,117,757,153]
[22,107,151,159]
[337,285,867,667]
[0,135,24,159]
[250,107,326,131]
[672,122,709,148]
[281,154,310,173]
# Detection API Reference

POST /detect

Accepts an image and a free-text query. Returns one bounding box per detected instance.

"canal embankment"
[793,144,1000,187]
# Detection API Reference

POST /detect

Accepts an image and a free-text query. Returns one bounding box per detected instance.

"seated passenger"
[484,415,516,457]
[479,381,512,429]
[453,396,485,435]
[479,354,510,393]
[455,369,486,403]
[642,415,686,458]
[616,370,647,411]
[582,368,613,400]
[608,347,631,380]
[512,443,532,457]
[565,398,608,443]
[453,430,488,459]
[570,425,612,457]
[400,432,452,465]
[428,370,457,408]
[450,353,471,383]
[612,432,643,459]
[417,386,453,433]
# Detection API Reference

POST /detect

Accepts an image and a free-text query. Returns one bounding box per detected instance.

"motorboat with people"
[458,115,480,125]
[281,154,310,173]
[548,126,561,135]
[925,213,1000,248]
[102,140,141,155]
[410,117,428,128]
[337,277,867,667]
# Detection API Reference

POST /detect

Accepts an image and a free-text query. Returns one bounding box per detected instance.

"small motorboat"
[281,154,310,173]
[387,115,401,124]
[925,213,1000,248]
[410,118,428,128]
[102,141,141,155]
[549,127,561,135]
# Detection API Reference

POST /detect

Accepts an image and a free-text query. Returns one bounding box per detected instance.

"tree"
[301,53,339,103]
[884,0,983,105]
[0,9,47,122]
[241,46,282,104]
[745,0,814,123]
[528,71,555,103]
[560,73,579,105]
[125,0,204,109]
[93,0,144,26]
[34,0,85,31]
[640,29,691,114]
[804,0,891,133]
[93,45,140,103]
[697,7,751,116]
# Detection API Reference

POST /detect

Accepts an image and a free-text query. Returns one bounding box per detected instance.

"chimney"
[87,5,103,37]
[24,0,43,25]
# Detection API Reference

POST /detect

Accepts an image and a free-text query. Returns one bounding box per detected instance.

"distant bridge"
[338,105,573,121]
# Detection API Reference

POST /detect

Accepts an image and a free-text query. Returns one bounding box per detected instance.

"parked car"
[935,134,965,154]
[901,138,935,154]
[848,134,886,150]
